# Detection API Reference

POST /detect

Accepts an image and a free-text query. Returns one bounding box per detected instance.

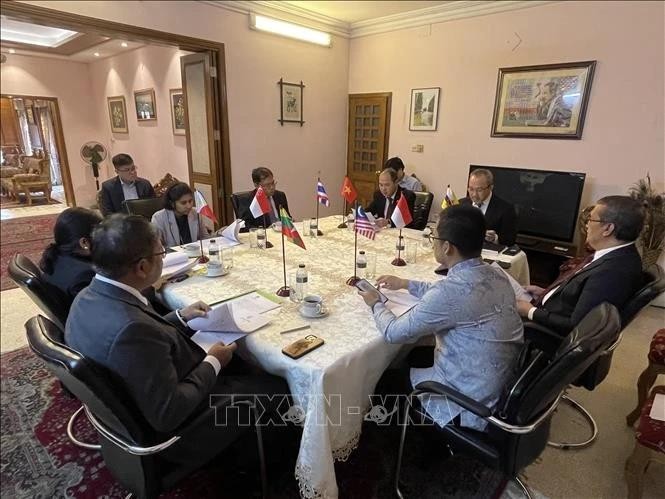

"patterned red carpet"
[0,214,58,291]
[1,346,506,498]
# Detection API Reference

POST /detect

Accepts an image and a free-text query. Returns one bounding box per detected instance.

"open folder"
[161,252,198,279]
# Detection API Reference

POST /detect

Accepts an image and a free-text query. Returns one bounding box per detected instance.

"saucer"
[205,268,229,278]
[299,306,329,319]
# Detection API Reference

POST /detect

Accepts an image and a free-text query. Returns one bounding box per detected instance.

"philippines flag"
[317,181,330,207]
[249,186,271,218]
[194,190,217,223]
[355,206,376,240]
[391,194,413,229]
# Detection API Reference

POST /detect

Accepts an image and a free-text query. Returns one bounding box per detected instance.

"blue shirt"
[399,174,422,192]
[372,258,523,430]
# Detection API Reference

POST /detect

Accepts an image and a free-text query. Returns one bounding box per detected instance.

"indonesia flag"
[249,186,271,218]
[194,190,217,223]
[390,194,413,229]
[317,181,330,207]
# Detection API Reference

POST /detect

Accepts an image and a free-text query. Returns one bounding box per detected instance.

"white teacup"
[183,243,200,257]
[300,295,324,317]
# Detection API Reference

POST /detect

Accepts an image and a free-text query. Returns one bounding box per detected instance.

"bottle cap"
[359,250,365,254]
[299,263,305,268]
[210,239,216,243]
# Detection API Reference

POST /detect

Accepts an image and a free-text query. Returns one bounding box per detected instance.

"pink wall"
[23,1,350,220]
[0,53,101,204]
[349,1,664,215]
[88,45,191,187]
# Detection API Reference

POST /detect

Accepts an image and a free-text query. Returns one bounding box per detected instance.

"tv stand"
[517,235,578,287]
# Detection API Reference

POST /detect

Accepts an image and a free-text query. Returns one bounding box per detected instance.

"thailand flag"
[317,181,330,207]
[390,194,413,229]
[194,190,217,223]
[355,206,376,240]
[249,186,271,218]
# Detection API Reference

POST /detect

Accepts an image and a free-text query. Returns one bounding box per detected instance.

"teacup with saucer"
[299,294,328,318]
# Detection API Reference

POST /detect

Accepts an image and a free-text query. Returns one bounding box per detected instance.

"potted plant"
[629,173,665,268]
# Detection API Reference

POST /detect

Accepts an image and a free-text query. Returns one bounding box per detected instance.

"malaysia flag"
[317,181,330,207]
[249,186,271,218]
[355,206,376,240]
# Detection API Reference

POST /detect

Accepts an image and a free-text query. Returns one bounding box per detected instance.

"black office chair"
[122,197,165,220]
[230,190,254,231]
[25,315,268,499]
[7,254,70,330]
[394,303,621,498]
[411,191,434,230]
[526,264,665,450]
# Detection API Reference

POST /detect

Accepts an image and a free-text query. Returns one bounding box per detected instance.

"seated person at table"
[460,168,517,246]
[365,168,416,229]
[151,182,213,247]
[385,156,422,192]
[238,167,290,229]
[358,205,523,430]
[517,195,644,334]
[100,153,156,216]
[39,207,102,305]
[65,214,289,467]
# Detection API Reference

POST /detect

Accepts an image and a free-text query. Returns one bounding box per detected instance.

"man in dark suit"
[517,196,645,333]
[365,168,416,228]
[99,153,156,216]
[237,167,290,228]
[65,214,288,467]
[460,168,517,246]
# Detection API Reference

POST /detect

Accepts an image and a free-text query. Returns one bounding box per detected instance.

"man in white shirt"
[238,167,291,228]
[516,195,645,333]
[385,157,423,192]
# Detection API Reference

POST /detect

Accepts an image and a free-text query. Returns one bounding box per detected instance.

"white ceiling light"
[121,42,128,48]
[93,52,100,57]
[0,18,78,47]
[9,48,16,54]
[249,13,331,47]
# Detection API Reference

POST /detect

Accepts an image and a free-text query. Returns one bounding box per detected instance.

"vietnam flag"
[341,176,358,204]
[279,207,306,250]
[249,186,271,218]
[391,194,413,229]
[194,190,217,223]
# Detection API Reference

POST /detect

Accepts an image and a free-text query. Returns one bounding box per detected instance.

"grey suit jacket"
[65,278,218,432]
[151,208,212,247]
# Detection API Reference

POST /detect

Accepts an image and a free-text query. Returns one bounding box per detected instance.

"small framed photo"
[107,96,128,133]
[133,88,157,121]
[278,78,305,126]
[409,87,440,131]
[169,88,186,135]
[491,61,596,139]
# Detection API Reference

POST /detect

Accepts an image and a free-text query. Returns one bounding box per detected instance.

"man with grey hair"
[460,168,517,245]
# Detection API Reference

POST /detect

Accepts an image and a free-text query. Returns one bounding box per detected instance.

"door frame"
[1,0,234,222]
[1,94,74,206]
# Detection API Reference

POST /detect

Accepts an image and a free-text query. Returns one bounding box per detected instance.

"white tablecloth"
[160,216,529,498]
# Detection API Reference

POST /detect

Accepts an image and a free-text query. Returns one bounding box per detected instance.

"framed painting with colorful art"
[134,88,157,121]
[107,96,128,133]
[169,89,186,135]
[409,87,440,131]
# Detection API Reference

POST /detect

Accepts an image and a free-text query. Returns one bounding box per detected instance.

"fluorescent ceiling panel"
[250,13,331,47]
[0,18,79,47]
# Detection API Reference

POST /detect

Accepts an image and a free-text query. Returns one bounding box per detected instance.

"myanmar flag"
[280,207,306,250]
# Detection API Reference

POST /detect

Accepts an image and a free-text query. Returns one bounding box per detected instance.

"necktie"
[384,197,392,218]
[474,202,482,210]
[535,253,595,306]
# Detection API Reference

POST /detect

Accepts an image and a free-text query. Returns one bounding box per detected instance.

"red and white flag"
[194,190,217,223]
[249,186,271,218]
[390,194,413,229]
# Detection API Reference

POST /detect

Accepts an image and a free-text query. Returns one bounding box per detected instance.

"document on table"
[650,393,665,422]
[161,252,198,279]
[491,262,533,302]
[381,289,419,317]
[219,219,245,245]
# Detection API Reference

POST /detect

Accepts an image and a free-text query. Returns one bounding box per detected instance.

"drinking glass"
[309,219,319,238]
[365,253,377,279]
[249,228,258,249]
[256,228,267,250]
[405,240,418,264]
[222,247,234,269]
[303,218,310,236]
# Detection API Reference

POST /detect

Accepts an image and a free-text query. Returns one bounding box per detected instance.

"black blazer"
[533,244,643,333]
[460,194,517,246]
[365,186,416,228]
[238,189,290,229]
[42,254,94,307]
[100,176,156,216]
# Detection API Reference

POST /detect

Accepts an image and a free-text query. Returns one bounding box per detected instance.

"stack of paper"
[381,289,420,317]
[161,252,198,279]
[220,219,245,244]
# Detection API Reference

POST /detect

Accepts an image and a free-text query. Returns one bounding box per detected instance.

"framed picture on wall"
[169,89,186,135]
[409,87,440,131]
[278,78,305,126]
[107,96,129,133]
[134,88,157,121]
[491,61,596,139]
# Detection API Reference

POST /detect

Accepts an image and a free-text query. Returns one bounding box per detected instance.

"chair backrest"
[620,264,665,328]
[122,197,164,220]
[8,254,70,330]
[411,191,434,230]
[231,190,254,219]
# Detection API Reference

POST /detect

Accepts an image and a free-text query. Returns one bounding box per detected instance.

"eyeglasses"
[260,180,276,189]
[467,186,490,194]
[133,249,166,263]
[587,219,608,224]
[427,234,447,243]
[116,165,137,173]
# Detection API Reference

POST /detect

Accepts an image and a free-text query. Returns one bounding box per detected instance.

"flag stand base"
[391,257,407,267]
[346,276,360,286]
[198,255,209,264]
[265,241,274,249]
[337,221,347,229]
[317,229,324,236]
[276,286,291,297]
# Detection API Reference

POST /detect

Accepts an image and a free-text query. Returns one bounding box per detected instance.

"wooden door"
[347,93,391,207]
[0,97,21,147]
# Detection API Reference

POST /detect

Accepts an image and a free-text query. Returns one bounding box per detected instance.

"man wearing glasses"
[238,167,290,228]
[99,153,156,216]
[460,168,517,246]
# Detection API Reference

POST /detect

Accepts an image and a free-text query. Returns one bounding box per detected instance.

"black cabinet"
[517,235,577,287]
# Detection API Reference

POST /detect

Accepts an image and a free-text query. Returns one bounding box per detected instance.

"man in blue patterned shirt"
[358,205,524,431]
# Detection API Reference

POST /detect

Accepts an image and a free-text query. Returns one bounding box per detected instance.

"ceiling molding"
[201,1,559,39]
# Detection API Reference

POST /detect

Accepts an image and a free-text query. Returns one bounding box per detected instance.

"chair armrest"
[523,320,563,355]
[413,381,492,418]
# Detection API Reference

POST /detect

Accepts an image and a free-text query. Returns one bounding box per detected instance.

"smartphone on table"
[282,335,325,359]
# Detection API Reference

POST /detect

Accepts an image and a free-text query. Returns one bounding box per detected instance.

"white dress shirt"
[473,192,492,216]
[120,179,139,201]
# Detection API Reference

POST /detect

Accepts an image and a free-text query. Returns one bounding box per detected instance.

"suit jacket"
[533,244,643,333]
[100,176,156,216]
[42,254,94,307]
[365,186,416,228]
[151,208,212,247]
[65,278,218,433]
[238,189,290,229]
[460,194,517,246]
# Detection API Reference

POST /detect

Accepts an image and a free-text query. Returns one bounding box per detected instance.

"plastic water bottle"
[295,263,308,301]
[208,239,222,266]
[357,250,367,279]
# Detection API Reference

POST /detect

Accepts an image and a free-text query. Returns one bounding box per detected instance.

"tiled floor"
[0,202,67,220]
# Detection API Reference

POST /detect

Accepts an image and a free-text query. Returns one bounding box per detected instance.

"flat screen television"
[469,165,586,243]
